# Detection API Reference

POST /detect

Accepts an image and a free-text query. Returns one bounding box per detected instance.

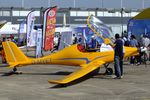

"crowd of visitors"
[123,33,150,65]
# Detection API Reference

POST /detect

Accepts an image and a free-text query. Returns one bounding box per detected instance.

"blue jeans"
[114,56,123,77]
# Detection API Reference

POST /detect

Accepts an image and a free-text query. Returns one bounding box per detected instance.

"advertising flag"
[43,6,57,51]
[27,11,36,47]
[36,29,42,58]
[19,20,25,34]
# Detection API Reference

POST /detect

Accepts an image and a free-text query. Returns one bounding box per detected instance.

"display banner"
[36,29,42,58]
[18,20,25,43]
[27,11,36,47]
[43,6,57,51]
[19,20,25,34]
[128,19,150,40]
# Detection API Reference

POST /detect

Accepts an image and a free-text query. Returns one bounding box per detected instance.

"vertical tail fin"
[2,41,29,65]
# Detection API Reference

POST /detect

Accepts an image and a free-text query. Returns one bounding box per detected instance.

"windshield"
[87,15,114,43]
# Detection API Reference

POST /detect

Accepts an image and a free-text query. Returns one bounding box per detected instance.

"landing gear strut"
[104,64,113,75]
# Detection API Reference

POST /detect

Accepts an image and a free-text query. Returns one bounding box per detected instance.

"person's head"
[34,26,38,30]
[131,35,135,39]
[124,30,127,34]
[115,33,120,39]
[73,34,75,37]
[91,34,97,39]
[144,33,149,38]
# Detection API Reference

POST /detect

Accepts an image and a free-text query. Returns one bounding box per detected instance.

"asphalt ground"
[0,50,150,100]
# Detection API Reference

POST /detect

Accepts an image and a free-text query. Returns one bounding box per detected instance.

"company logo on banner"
[27,11,36,47]
[43,6,57,51]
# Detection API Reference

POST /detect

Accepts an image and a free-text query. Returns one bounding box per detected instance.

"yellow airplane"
[2,41,138,85]
[2,15,139,85]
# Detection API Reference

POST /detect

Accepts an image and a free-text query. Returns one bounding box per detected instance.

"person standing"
[0,39,6,63]
[129,35,138,65]
[113,34,124,79]
[91,35,97,49]
[141,35,150,61]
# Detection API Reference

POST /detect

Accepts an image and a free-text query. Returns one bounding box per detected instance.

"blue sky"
[0,0,149,9]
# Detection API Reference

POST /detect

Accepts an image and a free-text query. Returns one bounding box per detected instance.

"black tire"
[105,68,113,75]
[13,67,17,72]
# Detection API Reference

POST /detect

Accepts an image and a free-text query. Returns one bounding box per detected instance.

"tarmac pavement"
[0,62,150,100]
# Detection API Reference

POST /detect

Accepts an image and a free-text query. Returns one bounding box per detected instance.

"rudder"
[2,41,29,65]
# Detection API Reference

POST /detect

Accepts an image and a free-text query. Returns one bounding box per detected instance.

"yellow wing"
[48,60,105,84]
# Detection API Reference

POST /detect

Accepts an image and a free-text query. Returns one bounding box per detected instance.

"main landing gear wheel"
[104,63,113,75]
[12,67,22,74]
[105,68,113,75]
[3,67,22,76]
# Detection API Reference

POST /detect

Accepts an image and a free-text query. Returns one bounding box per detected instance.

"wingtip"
[48,80,66,84]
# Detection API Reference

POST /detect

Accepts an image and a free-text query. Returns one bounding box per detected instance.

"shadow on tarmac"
[0,67,113,88]
[0,71,72,76]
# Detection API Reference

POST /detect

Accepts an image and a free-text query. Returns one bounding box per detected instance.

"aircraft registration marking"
[32,58,52,64]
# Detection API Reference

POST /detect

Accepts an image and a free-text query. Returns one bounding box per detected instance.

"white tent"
[0,23,26,35]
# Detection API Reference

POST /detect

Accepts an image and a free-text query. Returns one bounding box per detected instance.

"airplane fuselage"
[28,44,138,67]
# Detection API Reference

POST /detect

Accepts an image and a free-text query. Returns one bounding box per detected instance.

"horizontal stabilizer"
[8,64,19,68]
[48,60,105,84]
